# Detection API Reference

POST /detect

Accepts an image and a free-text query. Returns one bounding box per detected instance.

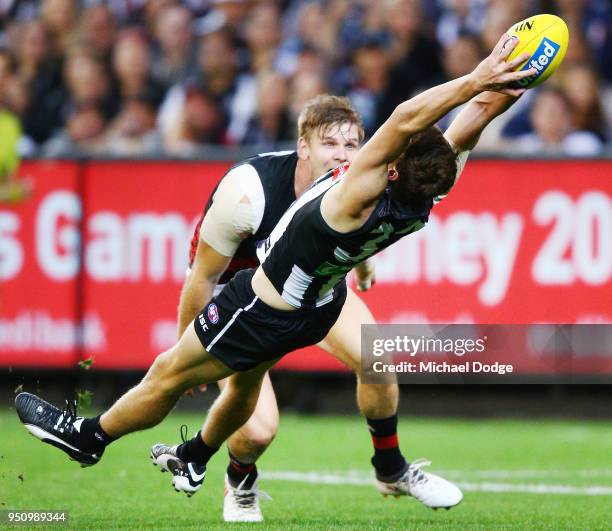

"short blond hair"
[297,94,365,143]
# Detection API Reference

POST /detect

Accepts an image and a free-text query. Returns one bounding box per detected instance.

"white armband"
[200,165,265,256]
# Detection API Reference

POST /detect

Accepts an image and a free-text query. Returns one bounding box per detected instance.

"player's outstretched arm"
[445,91,521,152]
[329,35,534,224]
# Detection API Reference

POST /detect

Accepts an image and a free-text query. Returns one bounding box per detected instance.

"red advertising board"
[1,159,611,372]
[0,161,81,368]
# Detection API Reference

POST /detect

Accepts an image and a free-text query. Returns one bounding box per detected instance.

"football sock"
[226,452,257,489]
[367,414,408,480]
[176,430,219,466]
[79,415,116,453]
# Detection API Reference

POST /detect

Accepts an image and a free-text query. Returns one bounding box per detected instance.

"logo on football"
[207,303,219,324]
[515,38,560,87]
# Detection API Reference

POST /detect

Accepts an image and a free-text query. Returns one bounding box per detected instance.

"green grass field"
[2,409,611,530]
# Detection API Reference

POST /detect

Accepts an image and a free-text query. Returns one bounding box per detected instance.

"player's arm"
[177,239,232,337]
[177,168,260,337]
[429,91,523,203]
[328,36,533,223]
[445,91,521,151]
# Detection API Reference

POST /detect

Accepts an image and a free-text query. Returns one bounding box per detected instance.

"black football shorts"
[193,268,347,371]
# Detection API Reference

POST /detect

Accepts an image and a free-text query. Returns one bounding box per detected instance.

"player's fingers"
[198,384,208,392]
[492,33,511,55]
[506,52,531,70]
[499,87,527,97]
[498,35,518,58]
[507,67,538,82]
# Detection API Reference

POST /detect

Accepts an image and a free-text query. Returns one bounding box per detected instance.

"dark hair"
[390,126,457,208]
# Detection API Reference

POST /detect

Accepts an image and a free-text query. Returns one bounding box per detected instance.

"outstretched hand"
[470,34,536,97]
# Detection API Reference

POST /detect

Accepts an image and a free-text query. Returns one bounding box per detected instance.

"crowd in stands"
[0,0,610,163]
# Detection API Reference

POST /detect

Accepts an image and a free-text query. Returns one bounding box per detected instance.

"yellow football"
[506,14,569,88]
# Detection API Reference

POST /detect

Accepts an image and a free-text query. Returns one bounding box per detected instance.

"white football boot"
[375,459,463,510]
[223,474,270,522]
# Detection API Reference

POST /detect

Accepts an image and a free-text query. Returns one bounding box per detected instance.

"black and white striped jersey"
[257,163,434,309]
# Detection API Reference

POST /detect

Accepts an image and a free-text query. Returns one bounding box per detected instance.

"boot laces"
[406,458,432,486]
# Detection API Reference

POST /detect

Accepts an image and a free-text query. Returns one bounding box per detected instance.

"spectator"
[85,0,147,26]
[514,88,603,156]
[480,1,525,52]
[278,1,339,75]
[40,0,79,56]
[437,34,487,134]
[150,4,196,89]
[242,70,292,148]
[103,97,161,156]
[377,0,444,121]
[112,30,165,109]
[43,105,107,156]
[243,2,282,73]
[288,70,328,127]
[196,28,256,143]
[436,0,487,46]
[158,28,256,145]
[554,0,611,80]
[205,0,251,30]
[344,40,391,137]
[0,0,610,154]
[15,20,64,144]
[441,34,483,81]
[162,86,226,155]
[79,4,117,64]
[293,45,327,79]
[63,51,118,123]
[560,61,609,142]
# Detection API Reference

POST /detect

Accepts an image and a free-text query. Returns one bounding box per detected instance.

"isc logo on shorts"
[516,38,560,87]
[207,303,220,324]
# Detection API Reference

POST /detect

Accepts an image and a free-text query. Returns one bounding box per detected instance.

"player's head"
[297,94,365,180]
[387,126,456,208]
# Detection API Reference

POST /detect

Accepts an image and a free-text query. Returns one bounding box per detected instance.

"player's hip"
[193,268,346,371]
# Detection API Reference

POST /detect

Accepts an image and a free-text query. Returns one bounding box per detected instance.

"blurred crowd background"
[0,0,610,164]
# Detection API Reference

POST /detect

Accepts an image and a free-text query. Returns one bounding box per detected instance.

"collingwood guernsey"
[257,163,433,309]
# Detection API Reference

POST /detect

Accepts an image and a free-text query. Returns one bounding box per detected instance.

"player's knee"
[147,351,173,380]
[337,346,361,373]
[243,424,277,455]
[146,351,186,396]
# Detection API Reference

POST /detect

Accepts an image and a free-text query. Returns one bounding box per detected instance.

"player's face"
[305,121,360,179]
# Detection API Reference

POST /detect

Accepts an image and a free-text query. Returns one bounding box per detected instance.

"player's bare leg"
[101,326,235,437]
[14,325,235,467]
[151,359,277,506]
[318,288,462,509]
[222,372,279,463]
[215,373,278,521]
[200,362,278,448]
[318,289,404,474]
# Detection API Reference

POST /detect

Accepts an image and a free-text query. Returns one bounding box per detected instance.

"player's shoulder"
[225,150,296,181]
[248,150,298,178]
